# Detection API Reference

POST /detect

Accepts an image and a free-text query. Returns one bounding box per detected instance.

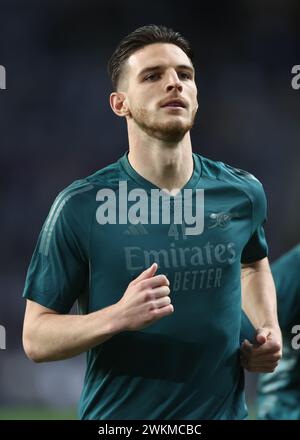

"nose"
[165,69,183,93]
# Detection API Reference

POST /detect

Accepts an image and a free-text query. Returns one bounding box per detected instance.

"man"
[22,24,282,420]
[241,244,300,419]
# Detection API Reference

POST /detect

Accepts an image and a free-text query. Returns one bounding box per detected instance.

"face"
[116,43,198,142]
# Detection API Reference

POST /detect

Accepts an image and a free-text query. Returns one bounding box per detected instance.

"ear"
[110,92,131,117]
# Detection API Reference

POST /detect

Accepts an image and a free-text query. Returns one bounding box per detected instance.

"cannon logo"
[208,212,238,229]
[0,65,6,90]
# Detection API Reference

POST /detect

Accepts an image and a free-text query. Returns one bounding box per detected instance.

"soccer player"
[241,244,300,419]
[22,25,282,420]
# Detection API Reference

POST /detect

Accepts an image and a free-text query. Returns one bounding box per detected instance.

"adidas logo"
[123,223,149,235]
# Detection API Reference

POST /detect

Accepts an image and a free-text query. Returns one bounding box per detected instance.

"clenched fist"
[240,327,282,373]
[116,263,174,331]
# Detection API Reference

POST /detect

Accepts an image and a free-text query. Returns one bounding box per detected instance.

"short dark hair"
[107,24,194,90]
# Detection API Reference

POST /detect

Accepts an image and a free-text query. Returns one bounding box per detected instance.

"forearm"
[23,303,123,362]
[241,257,279,330]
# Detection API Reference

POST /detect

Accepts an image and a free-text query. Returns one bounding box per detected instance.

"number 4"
[168,224,187,240]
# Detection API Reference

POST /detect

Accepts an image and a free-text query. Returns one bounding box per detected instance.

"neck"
[127,126,194,194]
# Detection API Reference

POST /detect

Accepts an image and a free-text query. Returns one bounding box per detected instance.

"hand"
[116,263,173,332]
[240,327,282,373]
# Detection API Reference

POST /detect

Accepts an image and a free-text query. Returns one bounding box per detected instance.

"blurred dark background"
[0,0,299,418]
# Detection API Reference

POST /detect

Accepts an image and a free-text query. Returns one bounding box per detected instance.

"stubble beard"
[130,106,198,143]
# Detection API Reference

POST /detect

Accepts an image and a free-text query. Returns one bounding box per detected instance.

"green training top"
[241,244,300,420]
[23,151,268,420]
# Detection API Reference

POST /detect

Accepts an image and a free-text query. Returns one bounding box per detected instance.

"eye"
[178,72,192,80]
[144,73,160,81]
